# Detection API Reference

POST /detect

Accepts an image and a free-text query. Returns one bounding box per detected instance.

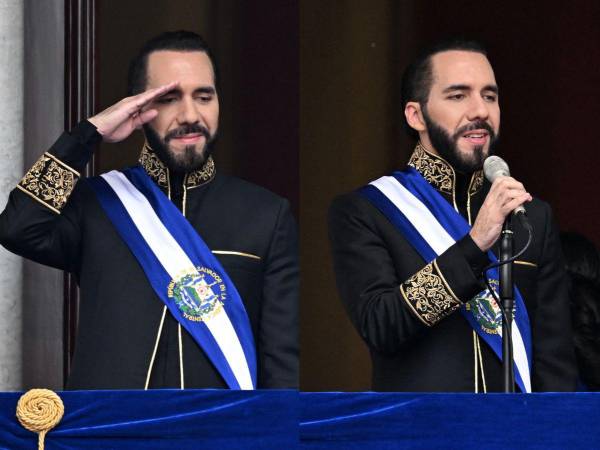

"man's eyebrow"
[483,84,499,94]
[157,86,216,97]
[442,84,471,93]
[159,87,182,96]
[194,86,216,95]
[442,84,499,94]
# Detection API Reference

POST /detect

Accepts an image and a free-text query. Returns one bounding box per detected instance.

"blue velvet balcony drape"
[0,389,296,449]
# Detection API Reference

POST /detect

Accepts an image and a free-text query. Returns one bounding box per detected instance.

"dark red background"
[407,1,600,246]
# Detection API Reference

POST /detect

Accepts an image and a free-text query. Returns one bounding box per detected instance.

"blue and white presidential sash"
[87,166,256,390]
[360,167,532,393]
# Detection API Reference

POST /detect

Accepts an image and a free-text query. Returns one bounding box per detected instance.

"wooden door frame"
[63,0,98,384]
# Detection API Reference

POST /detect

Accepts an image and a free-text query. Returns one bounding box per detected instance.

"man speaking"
[329,38,576,392]
[0,31,298,390]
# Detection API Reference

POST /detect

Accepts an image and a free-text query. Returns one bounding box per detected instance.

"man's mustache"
[165,124,211,142]
[453,121,495,140]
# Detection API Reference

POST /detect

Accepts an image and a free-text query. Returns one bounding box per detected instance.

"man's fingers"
[501,194,532,214]
[120,82,179,117]
[497,187,528,205]
[133,109,158,129]
[133,81,179,108]
[491,176,525,192]
[88,83,177,139]
[488,177,528,207]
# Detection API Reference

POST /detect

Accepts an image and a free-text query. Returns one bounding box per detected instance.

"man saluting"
[0,31,298,390]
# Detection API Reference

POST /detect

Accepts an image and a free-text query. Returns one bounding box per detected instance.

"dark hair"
[400,38,488,140]
[561,231,600,390]
[561,231,600,284]
[570,280,600,390]
[127,30,218,96]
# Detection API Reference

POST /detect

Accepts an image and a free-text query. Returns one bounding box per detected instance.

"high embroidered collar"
[138,143,216,190]
[407,143,484,198]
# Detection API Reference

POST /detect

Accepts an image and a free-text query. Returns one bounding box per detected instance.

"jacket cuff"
[399,259,462,327]
[399,237,488,327]
[16,153,80,213]
[456,233,490,278]
[16,121,100,213]
[48,120,102,172]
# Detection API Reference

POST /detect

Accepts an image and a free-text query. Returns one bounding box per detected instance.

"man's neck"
[138,143,216,192]
[408,142,484,218]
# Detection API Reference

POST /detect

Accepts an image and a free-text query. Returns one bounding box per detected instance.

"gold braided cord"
[16,389,64,450]
[476,335,488,393]
[473,331,479,393]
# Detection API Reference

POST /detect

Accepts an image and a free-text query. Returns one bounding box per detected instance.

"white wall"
[0,0,23,391]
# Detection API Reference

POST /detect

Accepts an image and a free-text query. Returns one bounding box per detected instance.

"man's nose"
[466,96,490,121]
[177,97,200,124]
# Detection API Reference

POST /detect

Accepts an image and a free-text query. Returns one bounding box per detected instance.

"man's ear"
[404,101,427,133]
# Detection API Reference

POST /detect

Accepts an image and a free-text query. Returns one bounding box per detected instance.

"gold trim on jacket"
[139,143,216,190]
[17,152,80,213]
[407,143,484,214]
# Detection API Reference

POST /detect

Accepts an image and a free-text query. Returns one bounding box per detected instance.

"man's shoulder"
[207,174,295,239]
[213,173,289,208]
[330,187,377,216]
[526,196,554,222]
[328,187,386,235]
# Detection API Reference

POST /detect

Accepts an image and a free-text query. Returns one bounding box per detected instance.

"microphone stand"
[500,216,515,393]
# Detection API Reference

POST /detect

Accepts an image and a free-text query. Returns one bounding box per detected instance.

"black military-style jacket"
[0,121,299,390]
[329,144,577,392]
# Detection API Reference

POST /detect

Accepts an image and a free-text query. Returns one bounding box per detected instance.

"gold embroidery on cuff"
[399,261,462,327]
[17,152,80,214]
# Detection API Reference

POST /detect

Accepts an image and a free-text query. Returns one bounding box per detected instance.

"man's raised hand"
[88,82,178,143]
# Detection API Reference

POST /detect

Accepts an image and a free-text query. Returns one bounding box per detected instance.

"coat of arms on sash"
[465,279,502,335]
[89,167,257,389]
[359,167,533,392]
[168,267,227,322]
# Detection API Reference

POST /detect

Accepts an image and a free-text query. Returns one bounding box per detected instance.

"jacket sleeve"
[258,199,299,388]
[0,121,101,272]
[328,192,489,355]
[530,203,578,391]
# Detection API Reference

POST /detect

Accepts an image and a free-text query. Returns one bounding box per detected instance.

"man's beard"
[422,108,499,174]
[143,122,217,173]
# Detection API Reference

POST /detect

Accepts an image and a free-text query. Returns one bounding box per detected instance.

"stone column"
[0,0,23,391]
[21,0,65,390]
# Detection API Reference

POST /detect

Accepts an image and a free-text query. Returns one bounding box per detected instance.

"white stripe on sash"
[371,177,454,255]
[370,175,531,392]
[102,171,254,390]
[500,320,531,393]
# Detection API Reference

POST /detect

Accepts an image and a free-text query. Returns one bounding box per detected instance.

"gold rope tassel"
[16,389,64,450]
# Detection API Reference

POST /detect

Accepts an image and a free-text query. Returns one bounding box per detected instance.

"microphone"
[483,156,531,231]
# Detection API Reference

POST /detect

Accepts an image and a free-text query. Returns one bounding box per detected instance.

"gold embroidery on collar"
[466,171,484,225]
[399,260,462,327]
[408,143,454,196]
[17,152,79,214]
[139,144,169,189]
[408,143,484,198]
[185,156,216,189]
[139,143,216,190]
[469,171,484,196]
